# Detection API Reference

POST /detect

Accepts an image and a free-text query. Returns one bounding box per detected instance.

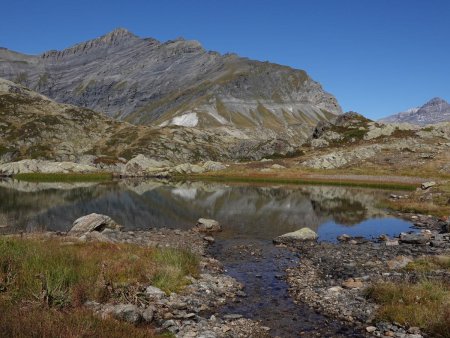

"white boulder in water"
[273,227,318,244]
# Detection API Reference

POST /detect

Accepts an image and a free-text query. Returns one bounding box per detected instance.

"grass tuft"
[383,181,450,217]
[152,248,199,293]
[0,237,198,336]
[405,256,450,273]
[0,238,199,304]
[0,304,164,337]
[367,280,450,337]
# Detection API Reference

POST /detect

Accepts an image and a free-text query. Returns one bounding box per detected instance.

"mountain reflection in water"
[0,179,412,240]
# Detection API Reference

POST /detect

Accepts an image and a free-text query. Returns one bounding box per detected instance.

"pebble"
[366,326,377,333]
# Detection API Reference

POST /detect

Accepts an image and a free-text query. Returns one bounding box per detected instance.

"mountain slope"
[0,28,341,140]
[0,78,297,164]
[380,97,450,125]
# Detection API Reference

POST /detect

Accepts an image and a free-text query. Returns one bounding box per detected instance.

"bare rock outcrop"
[0,159,98,176]
[68,213,122,236]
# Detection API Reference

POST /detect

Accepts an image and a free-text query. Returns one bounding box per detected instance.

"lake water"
[0,179,414,337]
[0,179,412,239]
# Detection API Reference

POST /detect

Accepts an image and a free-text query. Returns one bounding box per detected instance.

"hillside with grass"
[0,78,300,165]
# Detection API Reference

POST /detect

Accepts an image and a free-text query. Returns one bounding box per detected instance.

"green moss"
[0,144,12,156]
[14,173,113,182]
[391,128,417,138]
[342,128,367,141]
[26,144,53,159]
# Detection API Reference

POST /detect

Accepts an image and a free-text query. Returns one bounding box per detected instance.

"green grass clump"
[0,237,196,336]
[0,238,199,321]
[405,256,450,273]
[189,174,416,191]
[152,248,199,293]
[0,238,199,305]
[14,172,113,182]
[383,182,450,217]
[367,280,450,337]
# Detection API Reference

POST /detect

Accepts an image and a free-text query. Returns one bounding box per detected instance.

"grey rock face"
[69,213,122,236]
[0,159,98,176]
[0,28,341,140]
[301,144,382,169]
[380,97,450,125]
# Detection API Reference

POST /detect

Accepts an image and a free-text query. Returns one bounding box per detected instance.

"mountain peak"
[422,97,448,107]
[101,27,137,41]
[380,97,450,125]
[41,28,139,59]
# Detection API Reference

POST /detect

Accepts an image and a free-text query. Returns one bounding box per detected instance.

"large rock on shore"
[273,227,318,245]
[195,218,222,232]
[202,161,227,171]
[0,159,98,176]
[122,154,226,177]
[399,232,431,245]
[173,163,205,175]
[122,154,172,177]
[69,213,122,236]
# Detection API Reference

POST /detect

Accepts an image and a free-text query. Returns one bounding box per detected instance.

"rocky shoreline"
[10,215,271,338]
[279,213,450,338]
[3,205,449,337]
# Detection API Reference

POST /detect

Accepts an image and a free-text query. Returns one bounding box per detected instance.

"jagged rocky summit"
[380,97,450,125]
[0,28,341,142]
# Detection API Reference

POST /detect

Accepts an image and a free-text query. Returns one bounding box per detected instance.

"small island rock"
[273,227,318,245]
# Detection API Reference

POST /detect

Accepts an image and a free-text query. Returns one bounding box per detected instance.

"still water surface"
[0,179,412,239]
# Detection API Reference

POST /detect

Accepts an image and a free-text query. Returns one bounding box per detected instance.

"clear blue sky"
[1,0,449,119]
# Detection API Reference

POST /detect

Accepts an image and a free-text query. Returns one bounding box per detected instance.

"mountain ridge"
[380,97,450,125]
[0,28,341,142]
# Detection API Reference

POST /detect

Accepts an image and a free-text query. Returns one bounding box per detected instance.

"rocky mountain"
[0,28,341,141]
[380,97,450,125]
[297,111,450,173]
[0,78,297,164]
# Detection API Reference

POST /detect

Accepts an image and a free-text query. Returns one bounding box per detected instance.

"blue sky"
[1,0,449,119]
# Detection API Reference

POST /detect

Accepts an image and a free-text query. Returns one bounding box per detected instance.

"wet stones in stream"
[282,220,450,337]
[210,238,364,337]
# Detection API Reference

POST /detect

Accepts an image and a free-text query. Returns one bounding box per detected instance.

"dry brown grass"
[367,280,450,337]
[0,237,198,337]
[0,238,199,304]
[0,304,164,338]
[384,181,450,217]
